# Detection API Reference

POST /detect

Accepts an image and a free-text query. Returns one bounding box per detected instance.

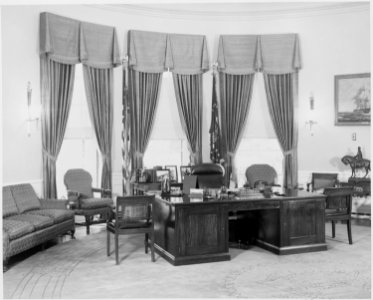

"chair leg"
[70,229,75,239]
[347,220,353,245]
[150,232,155,262]
[115,233,119,265]
[85,216,90,235]
[331,221,335,238]
[145,233,149,254]
[107,230,110,256]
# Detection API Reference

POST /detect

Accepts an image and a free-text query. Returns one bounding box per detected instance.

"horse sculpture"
[341,155,371,178]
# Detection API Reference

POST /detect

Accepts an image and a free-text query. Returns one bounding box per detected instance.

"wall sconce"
[305,93,317,135]
[27,82,40,136]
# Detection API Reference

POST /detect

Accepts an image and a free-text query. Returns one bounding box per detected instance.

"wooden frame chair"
[106,195,155,265]
[324,186,354,244]
[245,164,278,188]
[307,172,339,192]
[64,169,113,234]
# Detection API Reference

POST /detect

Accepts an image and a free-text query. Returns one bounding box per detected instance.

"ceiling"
[96,2,369,19]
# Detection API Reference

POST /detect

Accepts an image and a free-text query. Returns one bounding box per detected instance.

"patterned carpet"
[3,223,371,299]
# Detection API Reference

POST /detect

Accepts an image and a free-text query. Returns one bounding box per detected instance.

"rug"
[3,223,371,299]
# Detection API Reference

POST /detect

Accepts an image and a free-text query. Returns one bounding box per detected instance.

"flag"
[209,71,221,163]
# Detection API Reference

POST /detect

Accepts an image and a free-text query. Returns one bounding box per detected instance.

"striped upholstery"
[3,219,35,240]
[27,209,75,224]
[64,169,93,198]
[2,186,19,218]
[11,184,41,213]
[7,214,54,230]
[3,231,9,258]
[80,198,113,209]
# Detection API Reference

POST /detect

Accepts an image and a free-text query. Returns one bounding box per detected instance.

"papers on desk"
[190,188,204,202]
[146,190,162,196]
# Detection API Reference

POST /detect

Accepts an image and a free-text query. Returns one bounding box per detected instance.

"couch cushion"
[27,209,74,224]
[3,219,35,240]
[7,214,54,230]
[11,184,41,213]
[3,230,10,258]
[2,186,19,218]
[80,198,113,209]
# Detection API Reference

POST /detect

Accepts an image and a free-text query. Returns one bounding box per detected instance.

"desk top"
[152,188,325,206]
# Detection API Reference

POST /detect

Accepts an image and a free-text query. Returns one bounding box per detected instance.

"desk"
[153,189,327,266]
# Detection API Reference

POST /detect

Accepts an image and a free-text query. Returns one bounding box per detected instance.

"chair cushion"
[27,209,74,224]
[3,219,35,240]
[7,214,54,230]
[10,184,41,213]
[3,230,10,257]
[2,186,19,217]
[80,198,113,209]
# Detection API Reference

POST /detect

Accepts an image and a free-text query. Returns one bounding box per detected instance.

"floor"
[2,222,371,299]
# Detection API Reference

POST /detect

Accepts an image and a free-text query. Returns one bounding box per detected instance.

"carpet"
[3,223,371,299]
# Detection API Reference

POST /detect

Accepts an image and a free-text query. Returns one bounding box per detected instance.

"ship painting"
[335,73,371,125]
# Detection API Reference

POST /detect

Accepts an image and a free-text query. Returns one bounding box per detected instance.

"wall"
[1,4,370,195]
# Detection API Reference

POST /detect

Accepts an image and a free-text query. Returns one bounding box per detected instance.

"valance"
[80,22,121,68]
[166,34,209,74]
[40,12,80,64]
[258,34,301,74]
[40,12,120,68]
[128,30,168,73]
[217,35,259,75]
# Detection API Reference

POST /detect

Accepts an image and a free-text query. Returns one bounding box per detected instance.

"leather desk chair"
[191,163,225,189]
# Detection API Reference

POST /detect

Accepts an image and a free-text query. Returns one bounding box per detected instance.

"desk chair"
[323,187,354,244]
[307,173,339,192]
[191,163,225,189]
[64,169,113,234]
[245,164,278,188]
[106,195,155,265]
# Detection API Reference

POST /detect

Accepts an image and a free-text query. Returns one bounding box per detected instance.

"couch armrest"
[40,199,69,209]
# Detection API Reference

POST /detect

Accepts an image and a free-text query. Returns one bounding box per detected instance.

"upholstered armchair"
[245,164,278,189]
[64,169,113,234]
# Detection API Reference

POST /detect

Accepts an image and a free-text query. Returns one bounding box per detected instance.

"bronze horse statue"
[341,155,370,178]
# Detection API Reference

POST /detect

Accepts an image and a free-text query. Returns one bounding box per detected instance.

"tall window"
[235,74,283,187]
[56,65,101,198]
[143,73,189,179]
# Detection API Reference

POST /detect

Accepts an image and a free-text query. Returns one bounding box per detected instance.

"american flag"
[209,72,221,163]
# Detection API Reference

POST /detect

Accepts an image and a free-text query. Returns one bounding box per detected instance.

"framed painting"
[155,169,170,182]
[165,165,178,183]
[180,166,192,182]
[335,73,371,125]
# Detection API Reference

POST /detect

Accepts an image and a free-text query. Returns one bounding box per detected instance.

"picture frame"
[334,73,371,125]
[155,169,170,182]
[180,166,192,182]
[165,165,178,183]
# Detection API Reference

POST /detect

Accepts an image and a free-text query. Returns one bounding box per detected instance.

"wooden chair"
[245,164,278,188]
[64,169,113,234]
[323,187,354,244]
[106,195,155,265]
[307,173,339,192]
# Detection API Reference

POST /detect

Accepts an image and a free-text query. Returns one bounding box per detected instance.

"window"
[235,74,283,187]
[56,65,101,198]
[143,73,189,179]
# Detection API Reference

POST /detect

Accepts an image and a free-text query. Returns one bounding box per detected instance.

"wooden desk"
[153,190,327,266]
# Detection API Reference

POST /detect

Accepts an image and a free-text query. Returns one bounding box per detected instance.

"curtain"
[263,73,298,188]
[40,56,75,198]
[219,73,255,186]
[173,73,203,165]
[128,69,162,171]
[83,66,113,192]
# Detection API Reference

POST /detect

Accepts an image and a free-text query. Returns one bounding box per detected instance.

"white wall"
[1,4,370,195]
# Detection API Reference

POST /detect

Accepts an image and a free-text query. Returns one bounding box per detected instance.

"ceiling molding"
[87,2,370,21]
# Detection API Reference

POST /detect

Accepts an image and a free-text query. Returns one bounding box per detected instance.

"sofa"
[2,184,75,270]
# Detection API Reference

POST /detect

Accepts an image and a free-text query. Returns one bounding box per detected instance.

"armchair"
[64,169,113,234]
[245,164,278,189]
[307,173,339,192]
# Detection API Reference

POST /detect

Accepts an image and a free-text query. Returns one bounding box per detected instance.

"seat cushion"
[10,184,41,213]
[2,186,19,218]
[7,214,54,230]
[80,198,113,209]
[27,209,75,224]
[3,219,35,240]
